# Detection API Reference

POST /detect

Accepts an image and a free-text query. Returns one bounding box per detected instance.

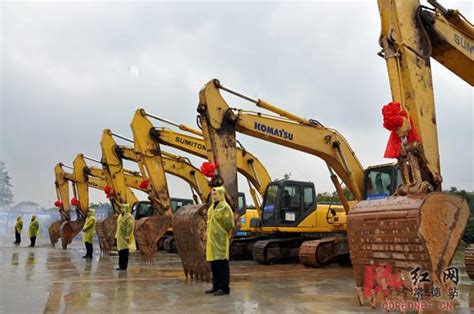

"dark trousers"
[118,249,129,270]
[30,237,36,247]
[211,259,230,293]
[15,231,21,244]
[85,242,93,257]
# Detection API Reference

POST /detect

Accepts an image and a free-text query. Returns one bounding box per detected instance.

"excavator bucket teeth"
[135,215,172,263]
[59,220,85,250]
[48,221,62,247]
[348,193,469,295]
[96,215,118,255]
[172,204,211,282]
[465,244,474,281]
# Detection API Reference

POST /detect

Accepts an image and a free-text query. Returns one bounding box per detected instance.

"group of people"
[80,203,136,271]
[15,186,235,296]
[13,215,40,247]
[78,187,235,295]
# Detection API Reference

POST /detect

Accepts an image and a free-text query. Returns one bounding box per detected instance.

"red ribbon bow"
[382,102,421,158]
[139,179,150,189]
[200,162,217,178]
[71,197,80,206]
[104,185,113,199]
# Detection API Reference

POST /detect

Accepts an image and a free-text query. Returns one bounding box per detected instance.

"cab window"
[237,195,245,212]
[303,186,315,211]
[263,185,279,221]
[366,169,393,200]
[134,202,153,219]
[280,184,301,223]
[171,199,193,213]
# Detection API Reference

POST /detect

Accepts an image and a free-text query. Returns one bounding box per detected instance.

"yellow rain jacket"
[28,216,39,237]
[115,213,123,240]
[206,186,235,261]
[15,216,23,234]
[117,204,136,252]
[82,208,97,243]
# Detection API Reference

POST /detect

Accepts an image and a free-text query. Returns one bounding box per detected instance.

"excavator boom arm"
[198,79,366,209]
[152,128,271,197]
[377,0,473,192]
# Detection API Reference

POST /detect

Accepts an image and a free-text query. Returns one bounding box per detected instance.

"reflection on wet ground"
[0,236,472,313]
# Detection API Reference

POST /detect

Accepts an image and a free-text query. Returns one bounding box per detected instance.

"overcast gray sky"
[1,0,472,207]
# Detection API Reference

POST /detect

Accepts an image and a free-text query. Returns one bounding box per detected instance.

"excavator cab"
[171,198,195,212]
[363,164,401,200]
[134,198,194,220]
[133,201,153,220]
[259,180,316,227]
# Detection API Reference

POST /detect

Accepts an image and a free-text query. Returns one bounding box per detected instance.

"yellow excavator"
[98,129,255,258]
[129,109,274,264]
[98,111,269,268]
[193,80,401,270]
[136,109,271,212]
[352,0,472,295]
[70,154,157,253]
[98,129,209,255]
[49,163,72,246]
[49,154,146,249]
[189,0,472,295]
[51,154,95,249]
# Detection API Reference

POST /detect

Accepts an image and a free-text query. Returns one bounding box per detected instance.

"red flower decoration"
[382,102,405,131]
[382,102,421,158]
[104,185,113,199]
[200,162,217,178]
[139,179,150,189]
[71,197,80,206]
[54,200,63,208]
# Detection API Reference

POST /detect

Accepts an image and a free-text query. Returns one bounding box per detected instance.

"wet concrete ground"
[0,236,472,313]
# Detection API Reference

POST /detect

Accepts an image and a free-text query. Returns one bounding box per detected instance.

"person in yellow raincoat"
[116,204,136,270]
[28,215,39,247]
[205,186,235,296]
[13,216,23,245]
[82,208,97,259]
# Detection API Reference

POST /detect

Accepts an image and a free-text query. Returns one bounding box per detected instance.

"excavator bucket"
[59,219,85,250]
[96,215,118,255]
[348,192,469,302]
[48,221,62,246]
[465,244,474,281]
[172,204,210,281]
[134,215,172,262]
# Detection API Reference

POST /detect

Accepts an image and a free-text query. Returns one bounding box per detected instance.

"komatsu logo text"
[254,122,294,141]
[175,137,206,151]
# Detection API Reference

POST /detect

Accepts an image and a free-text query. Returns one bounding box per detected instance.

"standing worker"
[82,208,97,259]
[28,215,39,247]
[13,216,23,245]
[116,204,135,271]
[205,186,235,296]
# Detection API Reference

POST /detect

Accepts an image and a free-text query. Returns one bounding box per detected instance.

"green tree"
[317,187,354,204]
[0,161,14,206]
